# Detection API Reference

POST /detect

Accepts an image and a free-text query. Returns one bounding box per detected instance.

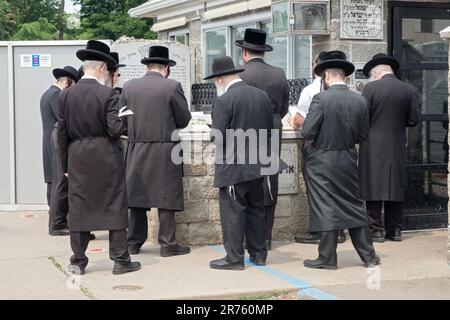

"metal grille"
[191,79,312,111]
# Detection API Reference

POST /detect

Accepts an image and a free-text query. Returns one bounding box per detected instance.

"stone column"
[439,26,450,266]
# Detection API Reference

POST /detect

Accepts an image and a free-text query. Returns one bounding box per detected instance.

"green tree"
[73,0,156,40]
[0,1,15,39]
[11,18,58,40]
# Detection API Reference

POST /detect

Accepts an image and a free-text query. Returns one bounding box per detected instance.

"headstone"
[111,37,193,106]
[340,0,383,40]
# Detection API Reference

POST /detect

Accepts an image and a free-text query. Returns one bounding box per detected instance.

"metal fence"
[191,79,311,112]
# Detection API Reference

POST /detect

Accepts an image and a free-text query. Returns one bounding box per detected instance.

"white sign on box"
[20,54,52,68]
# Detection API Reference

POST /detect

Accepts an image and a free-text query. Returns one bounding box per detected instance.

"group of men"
[40,27,420,275]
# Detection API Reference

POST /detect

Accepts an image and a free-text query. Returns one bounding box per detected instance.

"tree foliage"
[0,0,156,41]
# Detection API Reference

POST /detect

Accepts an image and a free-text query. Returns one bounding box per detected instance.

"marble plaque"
[341,0,383,40]
[279,143,299,195]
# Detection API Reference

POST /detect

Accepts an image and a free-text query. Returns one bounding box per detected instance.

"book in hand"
[119,106,134,118]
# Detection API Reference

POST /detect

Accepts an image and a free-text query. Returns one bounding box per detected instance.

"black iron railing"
[191,79,311,112]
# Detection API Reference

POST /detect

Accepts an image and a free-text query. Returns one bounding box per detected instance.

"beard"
[216,84,225,97]
[97,76,107,86]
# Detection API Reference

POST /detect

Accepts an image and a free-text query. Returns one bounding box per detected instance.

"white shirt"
[225,78,243,93]
[296,77,322,118]
[81,75,101,84]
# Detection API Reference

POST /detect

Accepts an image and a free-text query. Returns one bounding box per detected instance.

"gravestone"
[340,0,383,40]
[111,37,193,106]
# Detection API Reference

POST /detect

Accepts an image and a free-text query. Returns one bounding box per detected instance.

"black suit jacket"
[240,58,290,128]
[212,81,274,188]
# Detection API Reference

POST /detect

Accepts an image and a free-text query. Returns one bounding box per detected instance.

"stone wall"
[145,133,309,246]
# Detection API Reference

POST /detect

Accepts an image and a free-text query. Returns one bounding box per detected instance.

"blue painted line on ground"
[208,245,338,300]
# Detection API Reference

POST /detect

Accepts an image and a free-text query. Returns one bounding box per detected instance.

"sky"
[65,0,80,14]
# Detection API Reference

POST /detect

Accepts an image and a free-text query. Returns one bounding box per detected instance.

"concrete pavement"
[0,211,449,300]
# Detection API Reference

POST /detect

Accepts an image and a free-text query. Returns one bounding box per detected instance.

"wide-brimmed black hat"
[78,66,84,79]
[108,52,126,72]
[204,56,245,80]
[141,46,176,66]
[76,40,116,65]
[235,28,273,52]
[363,53,400,77]
[52,66,79,83]
[314,50,355,77]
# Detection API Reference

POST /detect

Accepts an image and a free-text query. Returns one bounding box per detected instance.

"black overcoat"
[40,85,62,183]
[58,79,127,232]
[302,85,370,232]
[240,58,290,206]
[359,74,421,202]
[119,72,191,211]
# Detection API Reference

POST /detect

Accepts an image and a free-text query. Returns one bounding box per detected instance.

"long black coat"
[240,58,290,206]
[212,81,274,188]
[359,74,421,202]
[40,85,62,183]
[302,85,370,232]
[119,72,191,211]
[58,79,127,232]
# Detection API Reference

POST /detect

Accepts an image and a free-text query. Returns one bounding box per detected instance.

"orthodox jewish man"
[207,57,274,270]
[40,66,78,236]
[58,40,141,275]
[119,46,192,257]
[302,51,380,270]
[359,54,420,242]
[237,28,290,250]
[107,52,126,93]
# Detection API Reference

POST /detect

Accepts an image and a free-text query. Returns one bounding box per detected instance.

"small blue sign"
[32,54,40,67]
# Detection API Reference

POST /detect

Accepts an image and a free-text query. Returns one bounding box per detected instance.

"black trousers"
[265,205,275,241]
[220,178,267,264]
[366,201,403,232]
[70,230,130,269]
[318,226,376,265]
[127,208,177,249]
[46,183,52,206]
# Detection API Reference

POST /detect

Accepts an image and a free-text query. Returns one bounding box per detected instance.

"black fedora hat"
[78,65,84,79]
[363,53,400,77]
[314,50,355,77]
[52,66,79,83]
[108,52,126,72]
[204,56,245,80]
[141,46,176,67]
[235,28,273,52]
[76,40,116,65]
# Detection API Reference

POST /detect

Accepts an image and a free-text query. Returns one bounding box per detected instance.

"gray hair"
[147,63,167,71]
[370,64,394,78]
[83,60,105,71]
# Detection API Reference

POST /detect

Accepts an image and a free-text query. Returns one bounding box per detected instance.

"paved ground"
[0,211,449,300]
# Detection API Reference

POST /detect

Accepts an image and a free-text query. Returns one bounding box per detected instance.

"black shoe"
[209,258,245,271]
[304,259,337,270]
[385,229,402,242]
[67,264,85,275]
[89,233,96,241]
[295,233,320,244]
[160,244,191,257]
[50,228,70,236]
[338,230,346,243]
[371,230,385,243]
[250,256,266,266]
[128,246,140,255]
[266,240,272,251]
[112,261,141,275]
[364,255,381,268]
